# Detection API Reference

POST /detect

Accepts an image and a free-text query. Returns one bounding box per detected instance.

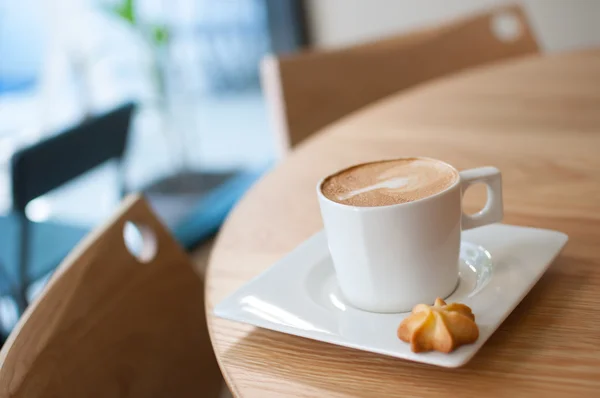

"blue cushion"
[172,165,268,248]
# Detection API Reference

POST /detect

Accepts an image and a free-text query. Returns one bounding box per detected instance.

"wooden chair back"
[261,5,539,155]
[0,196,222,397]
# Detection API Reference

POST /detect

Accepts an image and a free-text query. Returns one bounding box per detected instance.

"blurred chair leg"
[0,264,19,344]
[16,215,29,314]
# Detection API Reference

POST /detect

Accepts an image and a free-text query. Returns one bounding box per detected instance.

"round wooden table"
[205,49,600,397]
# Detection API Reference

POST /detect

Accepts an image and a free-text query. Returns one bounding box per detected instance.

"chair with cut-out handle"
[0,196,223,397]
[261,4,539,157]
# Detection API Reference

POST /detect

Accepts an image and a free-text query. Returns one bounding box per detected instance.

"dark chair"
[0,102,135,321]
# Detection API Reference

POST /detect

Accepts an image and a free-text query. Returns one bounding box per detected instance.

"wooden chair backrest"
[0,196,222,397]
[261,5,539,156]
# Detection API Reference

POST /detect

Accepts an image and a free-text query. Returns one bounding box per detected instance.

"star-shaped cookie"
[397,298,479,353]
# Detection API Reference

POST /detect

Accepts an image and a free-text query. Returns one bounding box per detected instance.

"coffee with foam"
[320,158,458,207]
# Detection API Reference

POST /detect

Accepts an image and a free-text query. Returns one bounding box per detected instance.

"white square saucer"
[214,224,568,368]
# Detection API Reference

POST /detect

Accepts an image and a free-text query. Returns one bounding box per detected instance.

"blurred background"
[0,0,307,337]
[308,0,600,51]
[2,0,599,227]
[0,0,305,223]
[1,0,599,395]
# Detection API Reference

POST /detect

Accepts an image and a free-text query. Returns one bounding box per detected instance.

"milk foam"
[321,158,458,207]
[338,177,410,200]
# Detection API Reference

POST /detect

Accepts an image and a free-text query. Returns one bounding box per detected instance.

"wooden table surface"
[204,49,600,397]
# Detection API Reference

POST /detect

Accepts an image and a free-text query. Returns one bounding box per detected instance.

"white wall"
[306,0,600,53]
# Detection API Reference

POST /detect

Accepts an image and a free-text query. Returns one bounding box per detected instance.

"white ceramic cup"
[317,158,503,313]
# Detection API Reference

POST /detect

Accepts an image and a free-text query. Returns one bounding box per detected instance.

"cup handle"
[460,167,503,230]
